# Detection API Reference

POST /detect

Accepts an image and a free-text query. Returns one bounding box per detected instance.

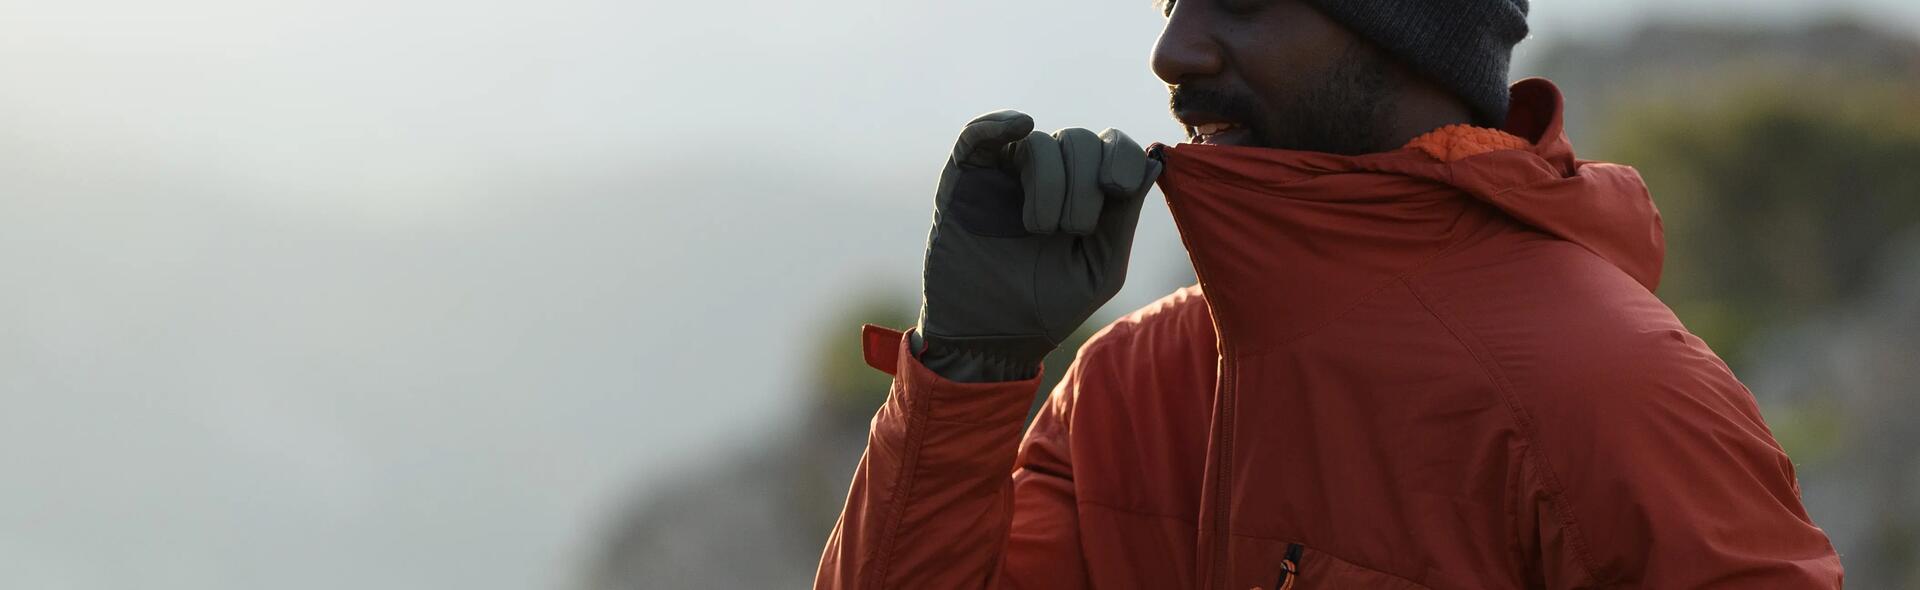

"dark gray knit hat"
[1306,0,1530,126]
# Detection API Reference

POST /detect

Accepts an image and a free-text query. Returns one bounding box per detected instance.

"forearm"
[817,327,1042,589]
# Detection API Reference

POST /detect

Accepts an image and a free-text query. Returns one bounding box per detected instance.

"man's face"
[1152,0,1399,155]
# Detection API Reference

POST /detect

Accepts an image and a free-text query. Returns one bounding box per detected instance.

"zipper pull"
[1275,543,1304,590]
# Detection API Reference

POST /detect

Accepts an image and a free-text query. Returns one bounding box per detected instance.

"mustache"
[1168,85,1263,129]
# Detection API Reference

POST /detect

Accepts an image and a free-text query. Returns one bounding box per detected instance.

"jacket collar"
[1152,78,1663,352]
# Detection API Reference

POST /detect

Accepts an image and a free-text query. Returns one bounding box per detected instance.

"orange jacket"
[817,79,1842,589]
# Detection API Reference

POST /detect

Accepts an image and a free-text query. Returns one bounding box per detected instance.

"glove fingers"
[1085,154,1162,287]
[1055,128,1106,235]
[1017,131,1066,234]
[953,110,1035,168]
[1093,141,1161,241]
[1096,128,1151,198]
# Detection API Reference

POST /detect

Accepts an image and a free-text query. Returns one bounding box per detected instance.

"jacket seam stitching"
[1399,277,1608,585]
[866,378,936,589]
[1484,179,1660,293]
[926,415,1026,428]
[1076,496,1196,524]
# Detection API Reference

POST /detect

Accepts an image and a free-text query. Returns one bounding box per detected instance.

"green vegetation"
[1597,78,1920,366]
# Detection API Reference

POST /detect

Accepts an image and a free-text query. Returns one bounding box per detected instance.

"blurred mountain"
[1585,73,1920,366]
[578,294,910,589]
[1529,17,1920,142]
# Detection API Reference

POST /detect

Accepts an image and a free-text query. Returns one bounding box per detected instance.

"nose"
[1150,5,1223,85]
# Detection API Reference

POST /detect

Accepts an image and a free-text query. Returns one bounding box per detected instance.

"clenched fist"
[914,110,1162,382]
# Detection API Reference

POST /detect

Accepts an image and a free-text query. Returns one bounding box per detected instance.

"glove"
[914,110,1163,382]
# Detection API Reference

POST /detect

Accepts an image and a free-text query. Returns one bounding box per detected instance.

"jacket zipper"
[1210,351,1236,589]
[1275,543,1304,590]
[1154,146,1238,590]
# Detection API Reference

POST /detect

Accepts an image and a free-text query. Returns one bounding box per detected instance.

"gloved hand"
[914,110,1162,382]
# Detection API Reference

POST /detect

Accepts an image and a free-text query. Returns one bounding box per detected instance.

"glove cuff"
[913,330,1053,383]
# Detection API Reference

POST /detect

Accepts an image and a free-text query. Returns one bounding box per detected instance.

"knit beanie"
[1305,0,1531,126]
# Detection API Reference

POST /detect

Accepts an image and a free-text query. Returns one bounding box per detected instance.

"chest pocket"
[1269,543,1431,590]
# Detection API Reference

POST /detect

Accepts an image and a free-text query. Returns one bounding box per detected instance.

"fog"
[1,0,1913,588]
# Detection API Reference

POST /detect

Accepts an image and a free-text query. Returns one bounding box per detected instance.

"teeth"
[1194,122,1237,136]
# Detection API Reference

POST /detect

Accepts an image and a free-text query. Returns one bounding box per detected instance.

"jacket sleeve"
[815,325,1090,590]
[1520,349,1844,588]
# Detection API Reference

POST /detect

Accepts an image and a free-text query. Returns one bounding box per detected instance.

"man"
[817,0,1844,588]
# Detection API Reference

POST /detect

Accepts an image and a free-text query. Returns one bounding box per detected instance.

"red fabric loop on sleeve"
[862,324,905,376]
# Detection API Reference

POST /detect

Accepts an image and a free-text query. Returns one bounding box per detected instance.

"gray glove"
[914,110,1162,382]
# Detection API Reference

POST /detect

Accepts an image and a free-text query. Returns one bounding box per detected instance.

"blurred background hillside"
[1,1,1917,589]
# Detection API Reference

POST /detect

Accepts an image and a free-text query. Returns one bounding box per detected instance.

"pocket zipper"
[1275,543,1304,590]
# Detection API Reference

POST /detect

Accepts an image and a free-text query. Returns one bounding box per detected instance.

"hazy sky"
[1,1,1913,588]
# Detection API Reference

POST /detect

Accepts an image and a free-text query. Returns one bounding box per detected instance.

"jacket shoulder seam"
[1399,276,1608,585]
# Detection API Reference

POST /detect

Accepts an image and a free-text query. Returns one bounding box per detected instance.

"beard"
[1169,40,1398,156]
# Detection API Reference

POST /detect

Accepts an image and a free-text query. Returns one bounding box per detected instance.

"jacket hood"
[1153,78,1663,349]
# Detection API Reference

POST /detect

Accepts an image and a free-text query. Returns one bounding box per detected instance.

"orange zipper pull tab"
[1276,543,1304,590]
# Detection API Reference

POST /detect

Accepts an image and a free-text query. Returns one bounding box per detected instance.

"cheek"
[1219,39,1316,116]
[1221,35,1348,107]
[1222,3,1358,96]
